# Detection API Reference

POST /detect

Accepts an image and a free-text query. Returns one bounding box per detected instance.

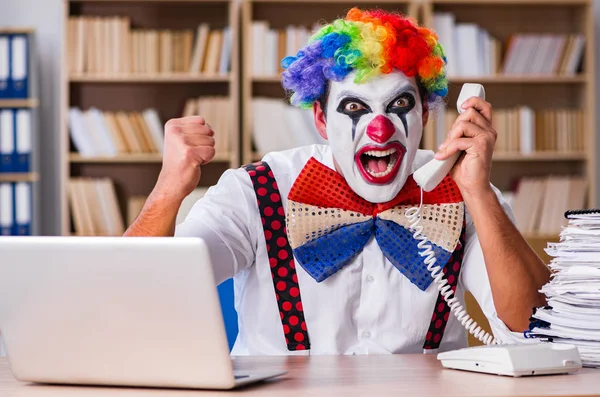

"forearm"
[463,187,550,332]
[123,191,182,237]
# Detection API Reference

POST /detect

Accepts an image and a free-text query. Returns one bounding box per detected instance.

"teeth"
[365,153,398,178]
[364,148,397,157]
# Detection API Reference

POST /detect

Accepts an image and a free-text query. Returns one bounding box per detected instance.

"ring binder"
[564,209,600,218]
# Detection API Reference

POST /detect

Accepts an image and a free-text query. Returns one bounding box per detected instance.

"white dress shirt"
[175,144,525,356]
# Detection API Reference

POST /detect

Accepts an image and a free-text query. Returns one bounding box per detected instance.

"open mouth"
[355,142,406,184]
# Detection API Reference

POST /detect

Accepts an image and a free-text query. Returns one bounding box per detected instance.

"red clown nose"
[366,115,395,143]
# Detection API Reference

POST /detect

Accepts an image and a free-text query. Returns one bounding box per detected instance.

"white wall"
[0,0,63,235]
[0,0,598,236]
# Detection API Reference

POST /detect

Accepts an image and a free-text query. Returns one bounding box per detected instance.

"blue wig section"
[281,32,356,107]
[375,219,450,291]
[293,219,375,282]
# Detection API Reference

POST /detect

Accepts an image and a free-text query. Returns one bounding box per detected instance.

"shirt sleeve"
[459,183,536,345]
[174,168,259,285]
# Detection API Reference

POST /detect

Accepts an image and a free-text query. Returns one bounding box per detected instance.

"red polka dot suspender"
[243,161,465,352]
[243,161,310,351]
[423,224,466,351]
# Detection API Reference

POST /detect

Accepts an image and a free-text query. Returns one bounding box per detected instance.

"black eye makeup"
[336,97,372,140]
[386,93,416,137]
[386,93,415,113]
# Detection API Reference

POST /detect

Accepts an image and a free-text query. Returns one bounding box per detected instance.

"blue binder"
[13,182,31,235]
[14,109,31,172]
[0,109,14,173]
[0,34,9,98]
[0,183,12,235]
[10,34,28,99]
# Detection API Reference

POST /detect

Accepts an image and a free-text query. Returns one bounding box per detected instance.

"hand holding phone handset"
[413,83,486,192]
[407,84,499,347]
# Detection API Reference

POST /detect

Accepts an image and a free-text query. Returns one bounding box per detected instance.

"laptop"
[0,236,286,389]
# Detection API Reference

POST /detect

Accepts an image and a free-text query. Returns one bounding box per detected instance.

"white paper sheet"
[529,210,600,367]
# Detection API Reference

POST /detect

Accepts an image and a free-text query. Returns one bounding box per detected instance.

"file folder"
[0,110,14,173]
[0,35,9,98]
[15,109,31,172]
[0,183,13,235]
[14,182,31,235]
[10,34,28,99]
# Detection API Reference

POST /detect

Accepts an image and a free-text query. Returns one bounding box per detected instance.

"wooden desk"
[1,356,599,397]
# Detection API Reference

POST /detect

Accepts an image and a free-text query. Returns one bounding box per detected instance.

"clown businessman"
[125,8,550,355]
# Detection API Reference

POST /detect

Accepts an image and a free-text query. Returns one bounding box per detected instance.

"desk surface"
[1,356,599,397]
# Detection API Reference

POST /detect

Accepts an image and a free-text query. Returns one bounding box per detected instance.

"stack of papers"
[528,210,600,368]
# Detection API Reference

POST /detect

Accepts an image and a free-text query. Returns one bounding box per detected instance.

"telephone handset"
[405,83,499,347]
[413,83,486,192]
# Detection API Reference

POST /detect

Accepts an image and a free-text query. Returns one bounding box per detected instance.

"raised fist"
[154,116,215,203]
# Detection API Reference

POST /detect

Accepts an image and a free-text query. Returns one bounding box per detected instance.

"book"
[67,17,230,76]
[430,106,584,154]
[69,107,165,157]
[507,175,587,235]
[68,177,125,236]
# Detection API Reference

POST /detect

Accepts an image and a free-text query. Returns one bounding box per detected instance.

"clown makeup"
[323,71,424,203]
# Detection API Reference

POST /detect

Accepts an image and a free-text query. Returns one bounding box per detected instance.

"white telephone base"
[437,343,582,377]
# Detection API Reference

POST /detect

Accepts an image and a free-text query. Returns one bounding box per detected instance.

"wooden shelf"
[450,75,587,84]
[0,28,35,34]
[493,152,587,161]
[69,154,163,163]
[69,152,232,163]
[523,232,560,240]
[252,76,282,83]
[431,0,589,4]
[70,74,231,83]
[252,75,587,84]
[0,172,39,182]
[0,99,39,108]
[67,0,230,3]
[250,0,411,2]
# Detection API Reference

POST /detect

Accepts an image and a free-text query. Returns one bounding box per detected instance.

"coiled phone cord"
[405,188,499,346]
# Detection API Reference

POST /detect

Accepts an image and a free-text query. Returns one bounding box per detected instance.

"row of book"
[432,12,584,76]
[504,175,587,235]
[0,108,32,172]
[66,17,231,76]
[68,177,210,236]
[181,96,233,155]
[251,97,326,155]
[68,177,124,236]
[433,14,501,77]
[431,107,585,154]
[69,107,164,157]
[250,22,313,76]
[0,182,32,235]
[502,34,585,76]
[0,33,29,98]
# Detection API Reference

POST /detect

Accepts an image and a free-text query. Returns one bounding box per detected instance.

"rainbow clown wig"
[281,8,448,109]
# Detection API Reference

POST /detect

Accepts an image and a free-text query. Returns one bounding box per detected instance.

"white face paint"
[324,71,424,203]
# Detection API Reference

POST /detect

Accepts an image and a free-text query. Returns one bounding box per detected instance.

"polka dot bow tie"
[285,157,465,291]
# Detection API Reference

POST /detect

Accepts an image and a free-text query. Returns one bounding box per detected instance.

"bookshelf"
[422,0,594,240]
[241,0,595,241]
[0,28,39,236]
[61,0,240,236]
